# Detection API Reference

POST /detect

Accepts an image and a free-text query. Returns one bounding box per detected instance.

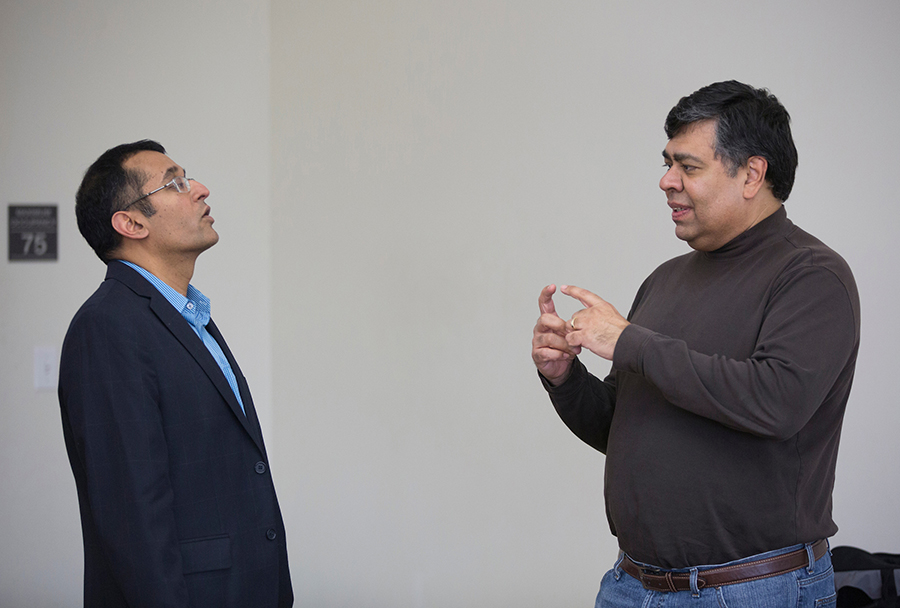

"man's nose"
[659,167,682,192]
[191,180,210,201]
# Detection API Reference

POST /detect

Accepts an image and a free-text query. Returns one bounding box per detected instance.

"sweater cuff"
[538,357,587,397]
[612,323,655,374]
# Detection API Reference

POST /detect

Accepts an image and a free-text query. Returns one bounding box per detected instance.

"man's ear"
[743,156,769,199]
[111,210,149,241]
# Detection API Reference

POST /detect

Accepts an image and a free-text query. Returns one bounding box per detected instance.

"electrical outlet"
[34,346,58,391]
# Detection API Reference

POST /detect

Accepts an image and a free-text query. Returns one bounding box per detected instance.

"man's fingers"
[561,284,604,308]
[536,311,568,335]
[538,284,559,315]
[534,329,581,358]
[565,331,583,348]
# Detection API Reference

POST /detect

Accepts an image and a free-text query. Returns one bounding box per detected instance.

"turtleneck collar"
[701,205,791,260]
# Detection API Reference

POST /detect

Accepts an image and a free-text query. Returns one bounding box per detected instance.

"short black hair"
[665,81,798,201]
[75,140,165,262]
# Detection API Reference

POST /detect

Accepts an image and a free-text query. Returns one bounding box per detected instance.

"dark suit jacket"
[58,262,293,607]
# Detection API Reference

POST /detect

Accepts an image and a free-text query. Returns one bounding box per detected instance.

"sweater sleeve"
[612,264,858,439]
[540,358,617,453]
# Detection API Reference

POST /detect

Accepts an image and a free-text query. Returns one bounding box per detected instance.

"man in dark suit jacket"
[58,140,293,607]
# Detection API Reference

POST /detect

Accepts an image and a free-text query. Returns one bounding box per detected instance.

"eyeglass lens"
[171,177,192,193]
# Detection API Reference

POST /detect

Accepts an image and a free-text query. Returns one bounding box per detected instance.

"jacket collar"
[105,261,265,450]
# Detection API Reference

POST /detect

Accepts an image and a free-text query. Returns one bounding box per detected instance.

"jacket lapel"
[107,263,265,453]
[206,318,265,449]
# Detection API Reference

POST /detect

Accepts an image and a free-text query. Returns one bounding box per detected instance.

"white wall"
[2,0,898,606]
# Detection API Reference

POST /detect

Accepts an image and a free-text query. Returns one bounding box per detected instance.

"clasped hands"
[531,284,630,386]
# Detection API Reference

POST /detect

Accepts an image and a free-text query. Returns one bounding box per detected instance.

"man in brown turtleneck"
[532,81,859,607]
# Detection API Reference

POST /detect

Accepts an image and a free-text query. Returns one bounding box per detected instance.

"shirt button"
[186,302,194,310]
[255,462,267,474]
[266,529,277,541]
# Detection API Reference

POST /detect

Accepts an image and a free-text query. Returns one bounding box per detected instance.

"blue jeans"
[596,542,836,608]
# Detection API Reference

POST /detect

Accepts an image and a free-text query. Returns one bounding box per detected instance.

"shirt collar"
[118,260,211,330]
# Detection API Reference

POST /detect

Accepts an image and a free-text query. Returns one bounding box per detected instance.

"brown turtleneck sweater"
[543,206,860,568]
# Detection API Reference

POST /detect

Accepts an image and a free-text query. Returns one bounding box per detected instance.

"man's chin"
[674,225,692,243]
[201,231,220,252]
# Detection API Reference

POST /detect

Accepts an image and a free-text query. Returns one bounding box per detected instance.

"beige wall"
[2,0,899,605]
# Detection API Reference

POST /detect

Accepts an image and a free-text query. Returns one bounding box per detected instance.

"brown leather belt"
[620,540,828,592]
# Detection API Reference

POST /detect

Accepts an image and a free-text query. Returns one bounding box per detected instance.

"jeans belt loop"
[613,552,626,581]
[805,542,816,574]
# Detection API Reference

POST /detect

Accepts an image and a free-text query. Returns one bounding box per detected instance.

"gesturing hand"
[561,285,629,361]
[531,284,581,385]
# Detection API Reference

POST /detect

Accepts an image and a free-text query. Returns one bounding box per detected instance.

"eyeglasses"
[123,176,194,210]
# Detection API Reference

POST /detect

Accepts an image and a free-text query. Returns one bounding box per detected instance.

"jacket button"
[266,529,277,541]
[255,461,267,474]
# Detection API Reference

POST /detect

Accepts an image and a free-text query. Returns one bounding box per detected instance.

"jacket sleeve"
[612,264,859,440]
[59,302,190,607]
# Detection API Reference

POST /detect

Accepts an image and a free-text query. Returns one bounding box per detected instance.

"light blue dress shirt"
[119,260,245,415]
